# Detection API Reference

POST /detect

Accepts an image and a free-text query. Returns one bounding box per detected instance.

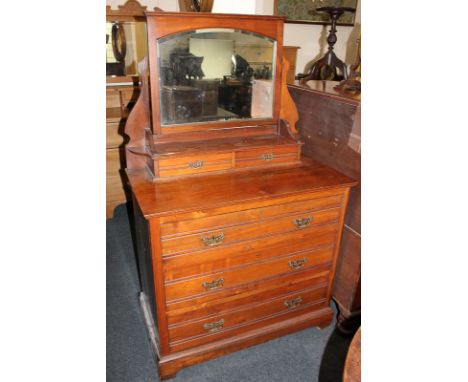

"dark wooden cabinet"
[288,80,361,333]
[125,13,357,379]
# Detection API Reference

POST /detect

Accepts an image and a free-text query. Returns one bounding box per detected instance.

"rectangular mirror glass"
[157,28,276,126]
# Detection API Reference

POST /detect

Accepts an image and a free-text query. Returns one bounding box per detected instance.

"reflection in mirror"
[157,29,276,125]
[106,21,147,77]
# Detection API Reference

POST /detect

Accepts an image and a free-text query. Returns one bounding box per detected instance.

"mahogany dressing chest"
[124,12,356,379]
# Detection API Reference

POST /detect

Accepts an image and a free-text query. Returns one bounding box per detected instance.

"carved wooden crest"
[107,0,162,21]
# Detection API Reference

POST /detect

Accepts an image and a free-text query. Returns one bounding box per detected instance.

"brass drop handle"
[203,319,224,333]
[260,153,275,161]
[292,216,312,229]
[188,160,204,169]
[201,232,225,246]
[284,296,303,309]
[202,277,224,291]
[288,257,308,270]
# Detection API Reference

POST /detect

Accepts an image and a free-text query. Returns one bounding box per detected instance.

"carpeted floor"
[107,203,356,382]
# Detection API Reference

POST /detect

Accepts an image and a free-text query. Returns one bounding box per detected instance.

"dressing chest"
[125,12,356,379]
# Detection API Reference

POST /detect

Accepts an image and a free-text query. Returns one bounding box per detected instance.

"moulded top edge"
[144,11,286,21]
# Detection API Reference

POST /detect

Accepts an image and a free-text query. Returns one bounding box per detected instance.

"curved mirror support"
[157,28,276,126]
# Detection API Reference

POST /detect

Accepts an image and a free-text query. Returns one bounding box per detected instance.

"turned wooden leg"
[336,310,360,336]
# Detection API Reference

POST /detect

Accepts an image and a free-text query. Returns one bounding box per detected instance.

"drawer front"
[166,263,330,313]
[106,148,124,175]
[106,121,123,149]
[158,152,233,178]
[164,246,334,302]
[235,145,299,168]
[160,193,343,237]
[106,174,126,199]
[106,89,121,109]
[161,208,340,255]
[168,291,328,352]
[168,285,327,343]
[167,272,329,325]
[163,222,338,281]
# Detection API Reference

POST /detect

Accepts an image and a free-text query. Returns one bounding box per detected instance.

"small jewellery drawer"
[168,285,327,344]
[163,223,338,281]
[164,246,334,301]
[160,193,343,237]
[235,145,299,168]
[157,152,233,178]
[160,207,341,255]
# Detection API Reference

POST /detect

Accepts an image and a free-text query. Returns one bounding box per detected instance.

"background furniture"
[178,0,214,12]
[125,12,356,379]
[288,80,361,334]
[106,77,140,218]
[296,7,355,81]
[106,0,148,219]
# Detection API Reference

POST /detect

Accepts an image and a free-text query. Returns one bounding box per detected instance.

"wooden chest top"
[128,157,356,218]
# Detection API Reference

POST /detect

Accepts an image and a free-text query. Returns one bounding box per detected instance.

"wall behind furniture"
[257,0,361,77]
[106,0,361,76]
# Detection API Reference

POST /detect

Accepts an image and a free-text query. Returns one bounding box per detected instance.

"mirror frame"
[146,12,285,136]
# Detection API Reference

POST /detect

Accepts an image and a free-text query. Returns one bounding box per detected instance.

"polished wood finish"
[145,12,285,137]
[283,46,300,84]
[288,80,361,333]
[127,159,355,378]
[125,14,356,379]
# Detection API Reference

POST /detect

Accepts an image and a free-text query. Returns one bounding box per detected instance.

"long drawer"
[168,292,328,352]
[160,193,343,237]
[168,284,327,343]
[164,245,334,302]
[166,264,330,313]
[163,222,338,281]
[166,272,329,325]
[161,208,340,255]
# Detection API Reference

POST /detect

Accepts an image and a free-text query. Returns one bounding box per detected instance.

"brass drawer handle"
[188,160,204,169]
[288,257,308,270]
[260,153,275,161]
[202,277,224,291]
[292,216,312,229]
[201,232,225,246]
[284,296,303,309]
[203,319,224,333]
